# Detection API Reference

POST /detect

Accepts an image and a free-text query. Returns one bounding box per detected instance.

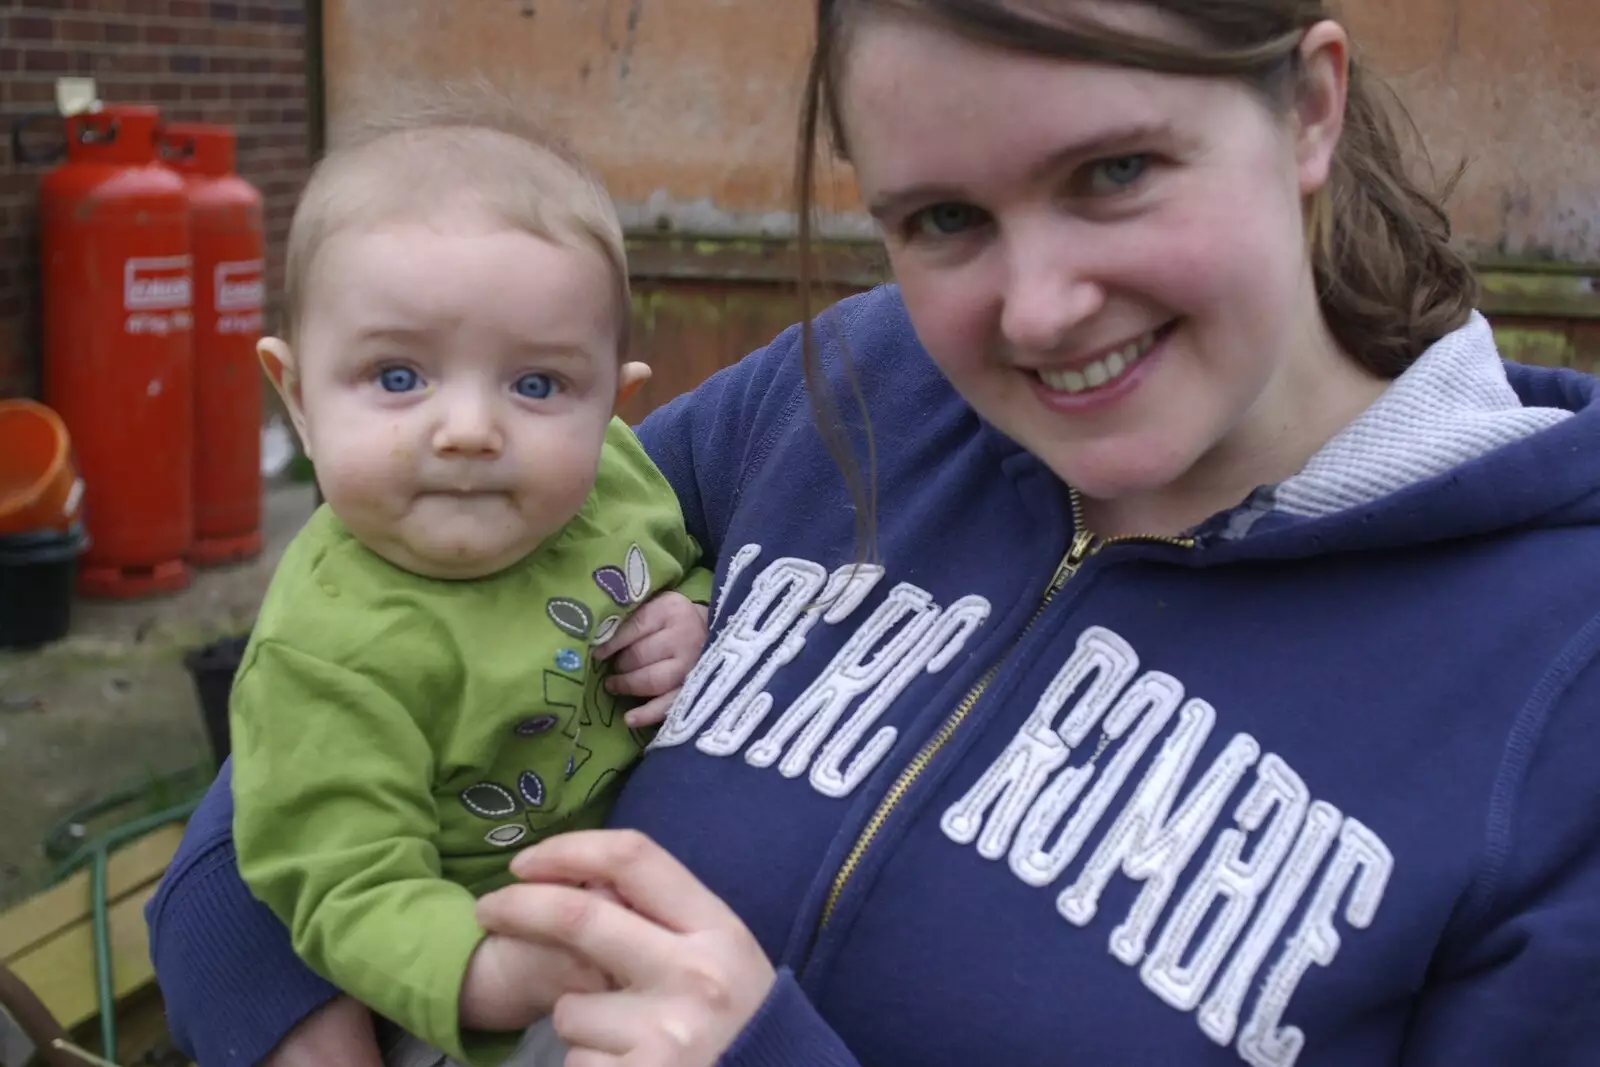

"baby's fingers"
[607,659,686,699]
[624,690,680,729]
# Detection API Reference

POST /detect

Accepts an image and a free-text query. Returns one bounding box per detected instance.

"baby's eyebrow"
[510,343,595,363]
[353,324,436,346]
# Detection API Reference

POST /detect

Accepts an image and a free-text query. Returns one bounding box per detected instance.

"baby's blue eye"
[515,373,557,399]
[378,366,420,393]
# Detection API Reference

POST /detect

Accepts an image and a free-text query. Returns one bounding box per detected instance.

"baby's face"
[292,212,622,579]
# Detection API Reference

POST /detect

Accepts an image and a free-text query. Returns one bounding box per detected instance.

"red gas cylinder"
[39,104,194,598]
[160,122,265,567]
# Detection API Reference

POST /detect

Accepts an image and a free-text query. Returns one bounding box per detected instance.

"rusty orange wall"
[322,0,862,236]
[1341,0,1598,263]
[327,0,1597,260]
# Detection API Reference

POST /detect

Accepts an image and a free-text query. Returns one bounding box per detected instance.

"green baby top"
[230,417,712,1065]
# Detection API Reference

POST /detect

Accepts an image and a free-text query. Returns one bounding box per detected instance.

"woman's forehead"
[838,0,1206,57]
[838,16,1225,191]
[836,0,1213,124]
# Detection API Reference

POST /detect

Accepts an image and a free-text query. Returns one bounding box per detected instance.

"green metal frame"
[40,766,212,1062]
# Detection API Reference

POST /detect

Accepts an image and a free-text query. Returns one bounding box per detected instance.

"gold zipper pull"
[1052,529,1097,591]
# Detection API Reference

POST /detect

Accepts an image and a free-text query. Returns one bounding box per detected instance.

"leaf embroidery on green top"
[546,597,593,639]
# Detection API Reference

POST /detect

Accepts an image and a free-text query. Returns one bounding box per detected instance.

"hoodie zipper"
[814,490,1195,930]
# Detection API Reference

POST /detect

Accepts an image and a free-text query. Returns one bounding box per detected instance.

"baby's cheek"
[315,444,404,513]
[540,434,606,504]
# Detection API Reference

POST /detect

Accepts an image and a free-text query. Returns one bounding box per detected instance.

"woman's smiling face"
[838,3,1361,514]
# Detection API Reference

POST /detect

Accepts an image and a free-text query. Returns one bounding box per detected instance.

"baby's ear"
[617,361,652,405]
[257,337,312,458]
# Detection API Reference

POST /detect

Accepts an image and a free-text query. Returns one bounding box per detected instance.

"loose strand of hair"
[797,30,882,569]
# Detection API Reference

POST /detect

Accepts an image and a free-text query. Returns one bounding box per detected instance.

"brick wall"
[0,0,313,398]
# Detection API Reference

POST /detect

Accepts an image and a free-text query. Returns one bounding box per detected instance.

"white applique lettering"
[1009,670,1185,887]
[696,564,885,757]
[819,563,887,624]
[924,622,1393,1066]
[1103,731,1260,965]
[1197,800,1341,1046]
[747,583,938,773]
[653,557,828,749]
[713,543,764,625]
[941,626,1138,858]
[1055,701,1247,935]
[664,553,991,799]
[813,594,991,797]
[1141,753,1310,1011]
[1236,818,1393,1067]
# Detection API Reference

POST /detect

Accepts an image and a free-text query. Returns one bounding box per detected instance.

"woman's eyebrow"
[867,120,1177,219]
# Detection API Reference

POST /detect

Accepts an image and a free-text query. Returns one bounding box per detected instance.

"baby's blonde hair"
[283,79,631,352]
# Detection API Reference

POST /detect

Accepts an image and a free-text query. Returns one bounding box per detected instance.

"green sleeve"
[230,640,504,1063]
[675,559,715,606]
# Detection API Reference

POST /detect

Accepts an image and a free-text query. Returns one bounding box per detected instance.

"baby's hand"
[593,591,709,728]
[459,932,610,1031]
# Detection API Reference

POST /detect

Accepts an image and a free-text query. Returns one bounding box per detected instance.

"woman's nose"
[999,230,1107,356]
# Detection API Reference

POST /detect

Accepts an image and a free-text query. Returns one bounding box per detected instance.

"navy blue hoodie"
[148,286,1600,1067]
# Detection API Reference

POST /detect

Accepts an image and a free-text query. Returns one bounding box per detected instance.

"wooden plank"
[626,236,888,289]
[1479,267,1600,321]
[1494,325,1579,369]
[7,883,162,1034]
[0,826,185,963]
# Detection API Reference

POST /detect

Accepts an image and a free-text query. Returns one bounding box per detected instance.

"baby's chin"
[328,494,573,579]
[376,539,533,580]
[360,523,551,581]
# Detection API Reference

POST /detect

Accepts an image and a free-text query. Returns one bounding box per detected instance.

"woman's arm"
[633,318,809,565]
[476,830,863,1067]
[719,971,863,1067]
[143,761,345,1067]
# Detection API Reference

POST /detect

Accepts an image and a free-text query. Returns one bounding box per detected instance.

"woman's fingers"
[475,882,678,986]
[506,829,740,932]
[551,991,652,1055]
[484,832,778,1065]
[564,1052,624,1067]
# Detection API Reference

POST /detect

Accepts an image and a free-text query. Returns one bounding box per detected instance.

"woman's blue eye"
[514,373,557,399]
[909,202,986,239]
[378,366,420,393]
[1087,154,1150,194]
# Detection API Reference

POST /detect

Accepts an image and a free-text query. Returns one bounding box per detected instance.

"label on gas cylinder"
[124,255,192,310]
[215,259,265,335]
[124,255,194,336]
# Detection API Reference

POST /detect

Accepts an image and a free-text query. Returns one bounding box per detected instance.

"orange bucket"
[0,399,82,536]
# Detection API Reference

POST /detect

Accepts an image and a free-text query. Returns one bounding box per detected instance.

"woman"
[147,1,1600,1064]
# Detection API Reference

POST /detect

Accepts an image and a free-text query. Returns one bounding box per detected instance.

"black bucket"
[0,522,87,650]
[183,632,250,765]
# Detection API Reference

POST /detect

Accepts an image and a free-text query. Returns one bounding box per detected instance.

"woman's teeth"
[1036,331,1158,395]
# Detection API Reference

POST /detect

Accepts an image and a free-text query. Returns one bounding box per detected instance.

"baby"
[231,86,711,1067]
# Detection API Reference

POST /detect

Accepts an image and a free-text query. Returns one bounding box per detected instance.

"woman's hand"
[459,932,611,1031]
[475,829,775,1067]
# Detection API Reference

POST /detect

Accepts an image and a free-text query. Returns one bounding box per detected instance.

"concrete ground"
[0,481,316,909]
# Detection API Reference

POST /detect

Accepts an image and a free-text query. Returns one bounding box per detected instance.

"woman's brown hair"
[794,0,1479,544]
